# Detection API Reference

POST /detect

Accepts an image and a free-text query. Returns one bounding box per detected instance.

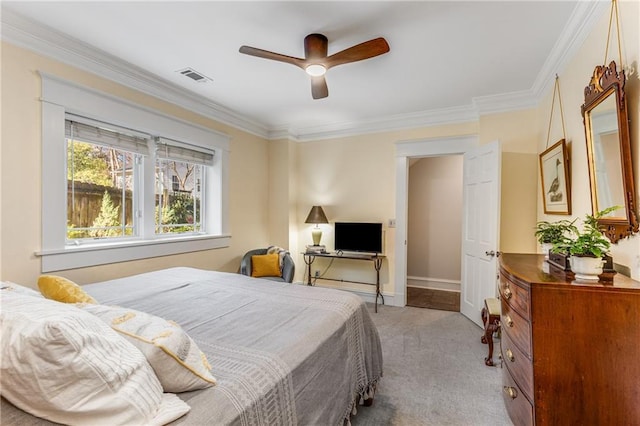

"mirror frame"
[581,61,638,243]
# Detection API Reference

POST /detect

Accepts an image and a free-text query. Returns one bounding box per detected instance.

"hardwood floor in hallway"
[406,286,460,312]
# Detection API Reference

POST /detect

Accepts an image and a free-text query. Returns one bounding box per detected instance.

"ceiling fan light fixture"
[305,64,326,77]
[239,34,389,98]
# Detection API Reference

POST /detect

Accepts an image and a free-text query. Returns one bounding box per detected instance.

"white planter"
[540,243,553,259]
[569,256,604,281]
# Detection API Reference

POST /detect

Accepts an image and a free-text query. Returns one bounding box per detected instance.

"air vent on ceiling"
[177,68,212,83]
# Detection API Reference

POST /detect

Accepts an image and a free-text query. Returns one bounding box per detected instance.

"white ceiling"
[1,1,606,141]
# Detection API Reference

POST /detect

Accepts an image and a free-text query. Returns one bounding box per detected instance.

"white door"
[460,140,501,327]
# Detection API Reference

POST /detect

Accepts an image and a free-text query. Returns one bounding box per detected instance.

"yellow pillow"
[80,304,216,393]
[38,275,97,304]
[251,253,281,278]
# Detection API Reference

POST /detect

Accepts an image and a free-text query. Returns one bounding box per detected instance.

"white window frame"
[38,73,231,272]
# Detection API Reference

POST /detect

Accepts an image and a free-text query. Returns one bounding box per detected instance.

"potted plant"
[534,219,577,259]
[552,206,619,280]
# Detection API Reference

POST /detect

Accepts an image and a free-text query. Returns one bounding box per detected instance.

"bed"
[1,267,383,425]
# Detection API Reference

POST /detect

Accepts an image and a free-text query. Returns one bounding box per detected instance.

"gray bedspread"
[2,267,383,425]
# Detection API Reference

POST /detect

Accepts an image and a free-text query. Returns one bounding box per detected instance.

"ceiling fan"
[239,33,390,100]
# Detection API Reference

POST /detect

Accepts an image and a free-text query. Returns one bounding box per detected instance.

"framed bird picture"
[540,139,571,214]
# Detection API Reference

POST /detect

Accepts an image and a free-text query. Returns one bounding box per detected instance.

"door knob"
[485,250,495,257]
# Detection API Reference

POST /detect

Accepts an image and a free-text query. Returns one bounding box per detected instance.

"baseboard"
[407,276,461,292]
[297,280,395,306]
[353,290,395,306]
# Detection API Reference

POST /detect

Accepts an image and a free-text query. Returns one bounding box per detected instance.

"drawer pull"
[503,386,518,399]
[505,349,515,362]
[504,315,514,328]
[503,287,513,300]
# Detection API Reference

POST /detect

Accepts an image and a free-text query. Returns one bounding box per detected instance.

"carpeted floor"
[352,304,511,426]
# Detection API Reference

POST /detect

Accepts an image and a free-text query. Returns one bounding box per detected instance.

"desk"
[302,252,385,312]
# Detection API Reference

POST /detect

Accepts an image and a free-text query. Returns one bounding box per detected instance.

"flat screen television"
[334,222,383,254]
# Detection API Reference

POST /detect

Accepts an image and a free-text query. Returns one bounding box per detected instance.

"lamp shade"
[305,206,329,224]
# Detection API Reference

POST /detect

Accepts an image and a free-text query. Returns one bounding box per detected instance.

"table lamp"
[305,206,329,246]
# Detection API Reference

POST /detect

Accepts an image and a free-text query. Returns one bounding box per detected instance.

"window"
[39,74,230,272]
[66,119,145,242]
[157,160,203,234]
[65,119,217,243]
[154,138,214,236]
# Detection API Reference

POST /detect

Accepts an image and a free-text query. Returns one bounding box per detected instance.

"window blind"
[65,116,150,155]
[156,137,215,166]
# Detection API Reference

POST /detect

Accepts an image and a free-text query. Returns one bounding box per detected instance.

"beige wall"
[294,132,397,292]
[407,156,463,282]
[293,117,539,296]
[479,109,540,253]
[536,0,639,279]
[268,139,292,248]
[501,152,539,253]
[0,42,272,286]
[268,138,301,255]
[293,124,474,293]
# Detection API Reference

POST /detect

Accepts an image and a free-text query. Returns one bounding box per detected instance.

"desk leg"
[303,254,315,286]
[373,257,384,313]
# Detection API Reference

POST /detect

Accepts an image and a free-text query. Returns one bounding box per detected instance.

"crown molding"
[0,9,270,139]
[530,1,609,101]
[472,89,538,116]
[272,104,479,142]
[275,87,538,142]
[1,4,607,142]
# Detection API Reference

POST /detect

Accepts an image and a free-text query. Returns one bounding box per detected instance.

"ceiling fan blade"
[325,37,390,69]
[239,46,306,69]
[311,76,328,100]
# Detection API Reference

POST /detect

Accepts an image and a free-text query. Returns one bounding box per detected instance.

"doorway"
[394,135,478,307]
[406,155,463,312]
[394,136,501,327]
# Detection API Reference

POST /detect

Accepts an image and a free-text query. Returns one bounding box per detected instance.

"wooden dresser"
[498,253,640,425]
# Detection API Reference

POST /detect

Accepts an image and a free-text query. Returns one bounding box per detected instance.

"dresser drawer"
[501,299,531,356]
[500,274,530,318]
[501,328,533,402]
[502,368,534,426]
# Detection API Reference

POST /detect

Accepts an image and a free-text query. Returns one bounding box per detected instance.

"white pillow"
[81,304,217,393]
[1,281,43,298]
[0,292,190,425]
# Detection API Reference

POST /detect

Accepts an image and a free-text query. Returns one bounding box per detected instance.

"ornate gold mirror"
[582,61,638,243]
